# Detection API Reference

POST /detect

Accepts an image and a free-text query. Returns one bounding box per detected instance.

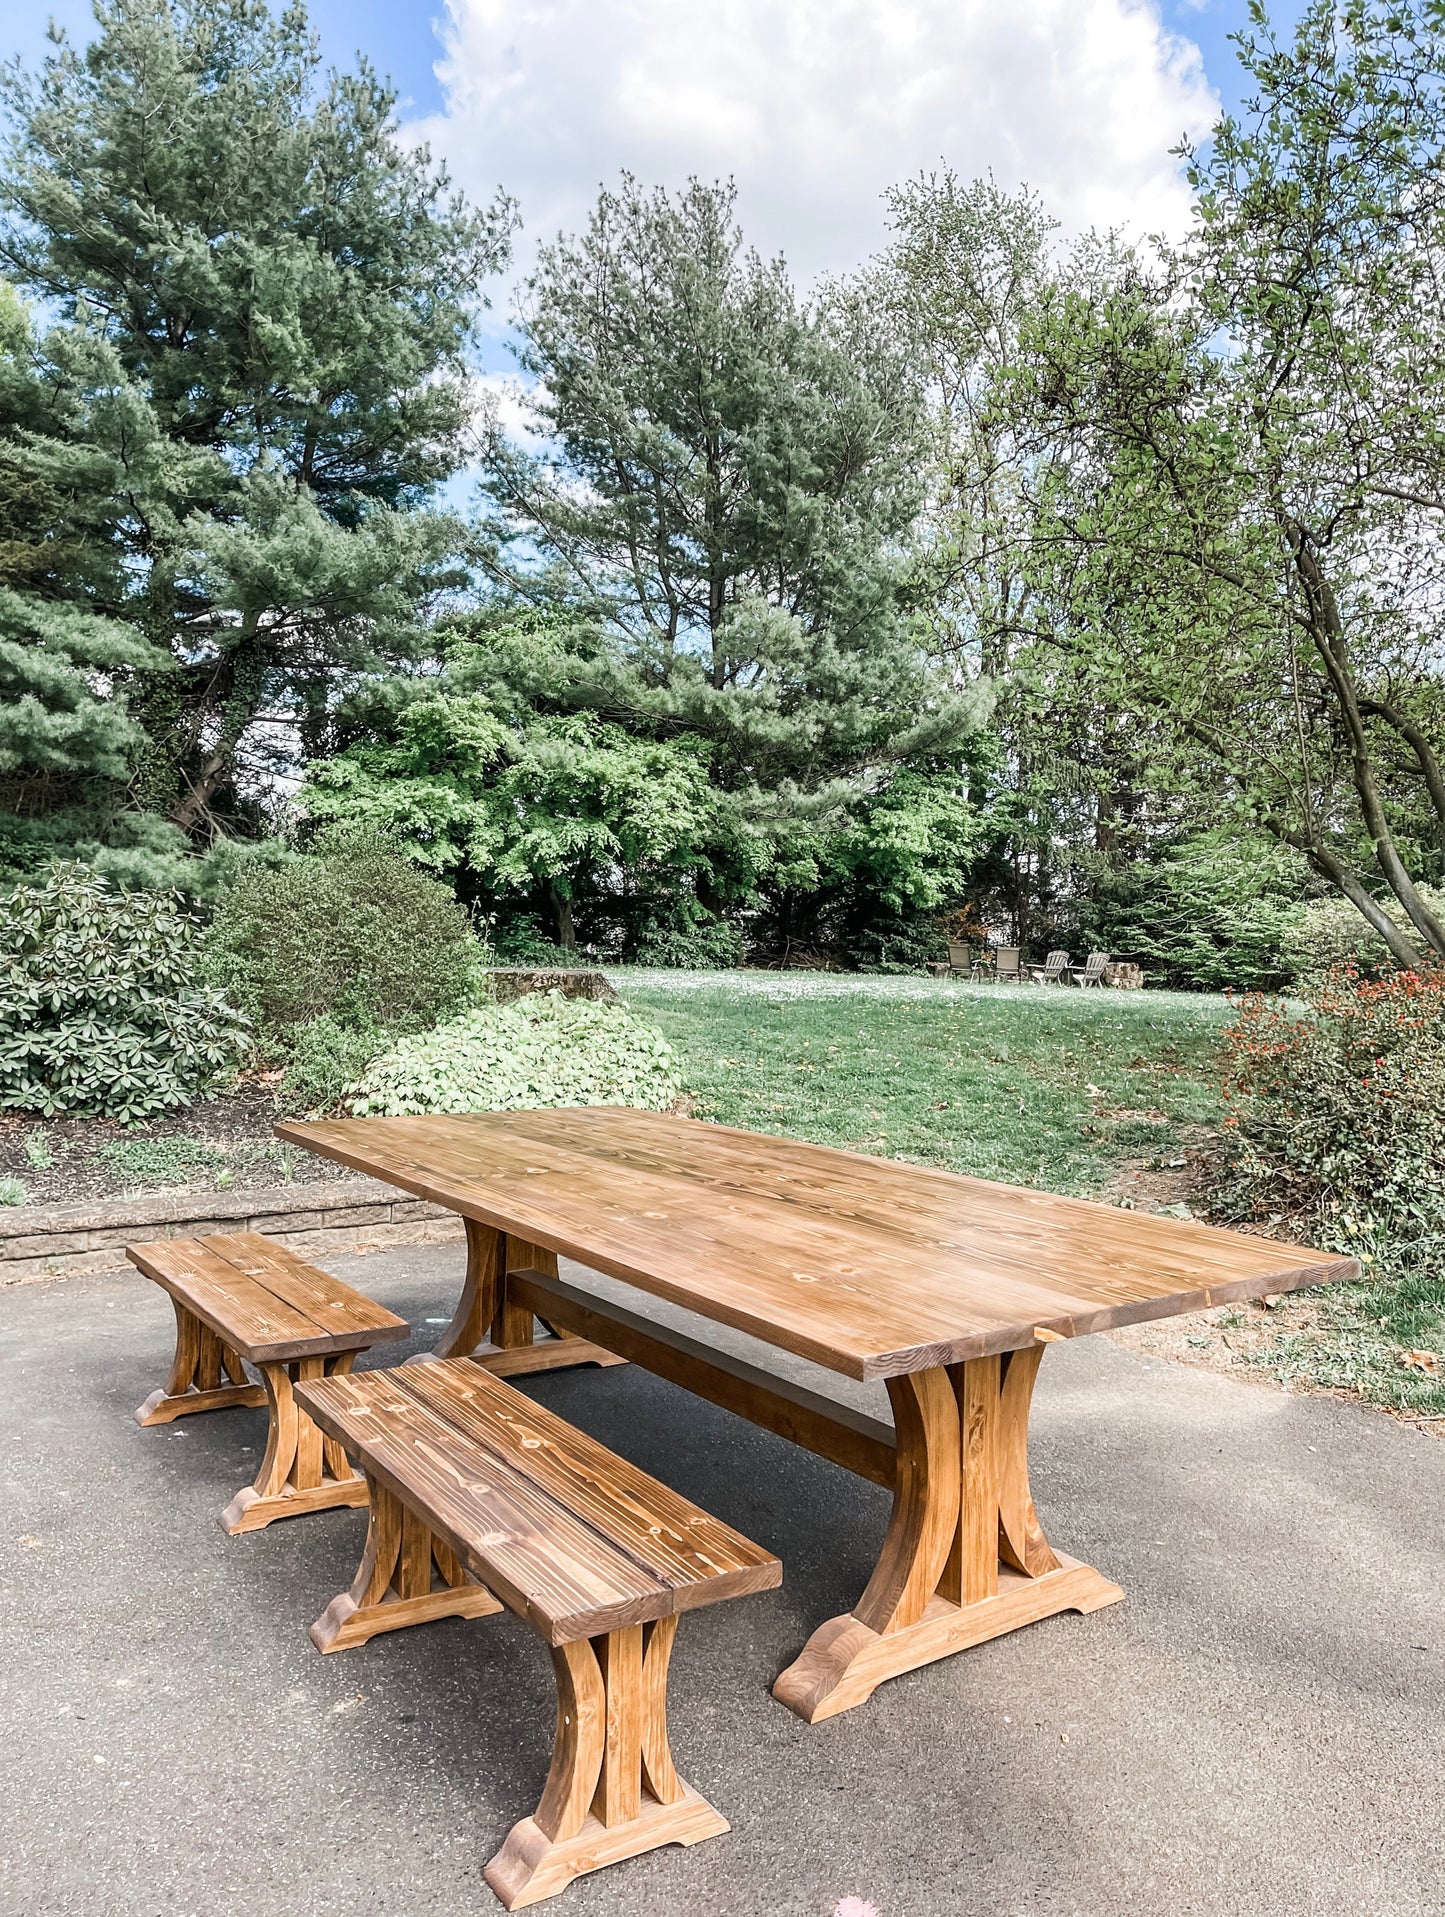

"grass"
[1239,1273,1445,1420]
[617,968,1444,1422]
[617,971,1230,1197]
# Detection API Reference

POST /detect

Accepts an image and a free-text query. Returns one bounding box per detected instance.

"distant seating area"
[938,943,1128,988]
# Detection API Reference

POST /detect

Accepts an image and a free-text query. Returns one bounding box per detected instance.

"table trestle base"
[773,1344,1125,1720]
[484,1619,729,1911]
[433,1221,627,1375]
[508,1267,897,1488]
[311,1477,503,1652]
[773,1556,1123,1721]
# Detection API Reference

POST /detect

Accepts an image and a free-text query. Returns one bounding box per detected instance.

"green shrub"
[0,867,249,1121]
[281,1014,393,1113]
[348,992,682,1116]
[0,1176,27,1205]
[632,914,744,970]
[206,832,484,1056]
[1082,831,1310,991]
[1218,965,1445,1269]
[1283,886,1445,985]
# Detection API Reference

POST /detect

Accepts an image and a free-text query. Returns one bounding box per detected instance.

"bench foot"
[486,1788,728,1911]
[135,1299,265,1425]
[220,1353,367,1536]
[485,1618,726,1909]
[310,1478,503,1651]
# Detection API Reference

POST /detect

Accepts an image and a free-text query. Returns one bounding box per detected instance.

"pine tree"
[0,282,172,876]
[476,177,984,945]
[0,0,511,842]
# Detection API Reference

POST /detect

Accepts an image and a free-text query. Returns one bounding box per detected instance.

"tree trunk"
[546,881,577,953]
[1360,698,1445,860]
[1289,532,1445,958]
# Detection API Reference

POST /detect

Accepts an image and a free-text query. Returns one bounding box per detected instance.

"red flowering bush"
[1219,965,1445,1266]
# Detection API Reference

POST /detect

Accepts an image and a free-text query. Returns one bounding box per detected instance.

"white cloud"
[413,0,1218,316]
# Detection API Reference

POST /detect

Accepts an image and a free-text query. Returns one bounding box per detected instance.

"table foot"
[468,1336,627,1379]
[433,1221,626,1373]
[773,1346,1123,1719]
[772,1555,1124,1722]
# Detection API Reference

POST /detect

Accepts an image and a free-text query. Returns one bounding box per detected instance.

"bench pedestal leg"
[485,1617,727,1910]
[432,1222,625,1377]
[772,1348,1125,1723]
[310,1479,504,1651]
[219,1353,372,1535]
[135,1299,266,1425]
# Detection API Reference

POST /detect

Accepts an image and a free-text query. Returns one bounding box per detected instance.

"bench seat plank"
[297,1361,780,1644]
[128,1232,406,1361]
[300,1366,673,1643]
[389,1359,781,1610]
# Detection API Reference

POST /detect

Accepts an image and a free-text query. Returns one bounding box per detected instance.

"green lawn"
[618,970,1230,1198]
[618,969,1444,1423]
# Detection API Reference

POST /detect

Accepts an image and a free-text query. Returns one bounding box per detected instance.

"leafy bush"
[1082,831,1310,991]
[1283,886,1445,985]
[282,1014,393,1113]
[0,867,249,1120]
[206,832,484,1059]
[632,913,744,970]
[348,992,682,1116]
[1218,965,1445,1270]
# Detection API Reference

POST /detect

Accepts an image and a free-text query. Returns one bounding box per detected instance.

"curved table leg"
[430,1220,625,1376]
[772,1348,1124,1722]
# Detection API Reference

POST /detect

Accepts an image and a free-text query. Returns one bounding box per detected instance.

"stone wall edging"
[0,1177,464,1285]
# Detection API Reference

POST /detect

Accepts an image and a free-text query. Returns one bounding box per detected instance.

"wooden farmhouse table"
[276,1108,1358,1722]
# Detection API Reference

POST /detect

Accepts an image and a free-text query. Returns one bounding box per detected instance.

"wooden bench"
[296,1357,782,1910]
[128,1232,408,1535]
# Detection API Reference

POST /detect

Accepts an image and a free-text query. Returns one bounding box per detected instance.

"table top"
[276,1108,1357,1382]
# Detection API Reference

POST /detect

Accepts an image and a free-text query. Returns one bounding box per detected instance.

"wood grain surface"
[127,1231,408,1362]
[276,1108,1358,1380]
[296,1359,781,1645]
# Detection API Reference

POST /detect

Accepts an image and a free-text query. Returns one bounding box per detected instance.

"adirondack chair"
[1028,949,1071,985]
[992,946,1023,983]
[1073,950,1109,988]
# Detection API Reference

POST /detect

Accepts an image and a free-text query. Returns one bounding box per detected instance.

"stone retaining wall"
[0,1178,464,1285]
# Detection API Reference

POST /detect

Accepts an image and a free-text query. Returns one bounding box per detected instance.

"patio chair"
[1027,949,1070,985]
[992,946,1023,983]
[1073,950,1109,988]
[946,940,974,977]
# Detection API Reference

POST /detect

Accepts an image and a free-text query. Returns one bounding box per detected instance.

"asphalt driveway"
[2,1243,1442,1917]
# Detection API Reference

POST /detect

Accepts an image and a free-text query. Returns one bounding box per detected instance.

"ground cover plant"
[0,1083,363,1207]
[349,991,682,1117]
